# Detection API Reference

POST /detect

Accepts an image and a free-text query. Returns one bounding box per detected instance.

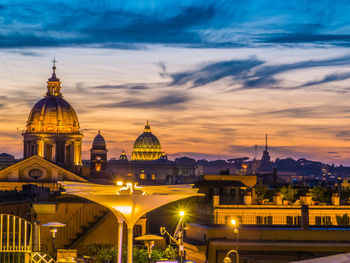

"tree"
[163,245,178,260]
[254,183,268,202]
[280,185,298,202]
[310,185,327,202]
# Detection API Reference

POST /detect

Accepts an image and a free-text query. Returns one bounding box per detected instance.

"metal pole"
[236,230,239,251]
[52,236,56,260]
[179,219,184,263]
[127,227,133,263]
[117,222,123,263]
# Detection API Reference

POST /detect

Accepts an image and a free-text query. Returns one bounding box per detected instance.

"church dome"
[26,65,80,134]
[131,121,163,161]
[92,131,107,149]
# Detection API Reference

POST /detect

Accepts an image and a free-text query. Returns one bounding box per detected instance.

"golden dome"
[131,121,163,161]
[26,65,80,134]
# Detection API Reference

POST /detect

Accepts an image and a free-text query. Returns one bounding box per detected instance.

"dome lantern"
[46,58,62,97]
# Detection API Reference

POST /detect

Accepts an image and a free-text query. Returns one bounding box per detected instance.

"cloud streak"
[2,0,350,47]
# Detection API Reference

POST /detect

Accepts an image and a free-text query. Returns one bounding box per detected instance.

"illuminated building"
[22,62,82,172]
[131,121,163,161]
[90,131,108,176]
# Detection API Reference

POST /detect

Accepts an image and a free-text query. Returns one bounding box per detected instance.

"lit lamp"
[135,234,163,263]
[223,250,239,263]
[230,218,239,250]
[179,211,185,263]
[42,222,66,259]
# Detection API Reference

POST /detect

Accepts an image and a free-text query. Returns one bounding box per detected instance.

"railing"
[56,203,109,248]
[31,252,55,263]
[0,214,32,252]
[309,212,350,226]
[216,211,302,225]
[215,209,350,227]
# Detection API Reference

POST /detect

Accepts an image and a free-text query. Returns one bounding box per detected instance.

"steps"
[56,203,110,249]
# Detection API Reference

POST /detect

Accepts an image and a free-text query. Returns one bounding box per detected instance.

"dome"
[26,65,80,134]
[27,97,80,133]
[131,121,163,161]
[119,150,129,161]
[92,131,107,149]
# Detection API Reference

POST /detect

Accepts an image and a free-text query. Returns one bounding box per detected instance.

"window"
[28,169,42,180]
[133,225,142,236]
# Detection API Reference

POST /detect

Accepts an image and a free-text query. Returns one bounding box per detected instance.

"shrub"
[280,185,298,202]
[254,183,268,201]
[310,185,327,202]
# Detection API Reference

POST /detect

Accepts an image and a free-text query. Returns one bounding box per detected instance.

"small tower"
[90,131,108,176]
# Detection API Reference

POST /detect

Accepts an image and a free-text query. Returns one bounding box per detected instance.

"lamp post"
[160,210,187,263]
[179,211,185,263]
[135,234,164,263]
[230,219,239,251]
[223,250,239,263]
[42,222,66,260]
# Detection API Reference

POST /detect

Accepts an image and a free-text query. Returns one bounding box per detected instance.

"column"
[118,222,123,263]
[73,140,82,165]
[127,227,133,263]
[36,138,44,157]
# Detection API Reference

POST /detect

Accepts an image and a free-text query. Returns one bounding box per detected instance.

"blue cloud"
[1,0,350,47]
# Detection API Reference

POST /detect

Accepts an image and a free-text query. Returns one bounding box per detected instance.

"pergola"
[59,181,203,263]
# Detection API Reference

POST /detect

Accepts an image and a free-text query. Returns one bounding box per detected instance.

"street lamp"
[223,250,239,263]
[179,211,185,263]
[230,218,239,250]
[42,222,66,259]
[160,210,187,263]
[135,234,164,263]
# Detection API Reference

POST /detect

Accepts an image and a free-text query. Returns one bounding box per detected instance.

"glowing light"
[114,205,132,215]
[179,211,185,217]
[126,182,133,188]
[116,181,123,186]
[231,219,236,226]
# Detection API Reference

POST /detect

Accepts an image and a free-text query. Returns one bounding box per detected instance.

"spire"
[98,130,101,135]
[265,134,268,152]
[46,58,62,97]
[48,58,60,82]
[144,120,151,132]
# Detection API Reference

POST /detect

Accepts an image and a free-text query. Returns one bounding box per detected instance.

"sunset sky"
[1,1,350,164]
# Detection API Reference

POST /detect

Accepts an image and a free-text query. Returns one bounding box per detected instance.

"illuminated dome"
[131,121,163,161]
[23,62,83,170]
[26,65,80,134]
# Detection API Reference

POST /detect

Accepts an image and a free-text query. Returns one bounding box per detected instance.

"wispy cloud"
[2,0,350,47]
[169,58,263,88]
[98,92,190,109]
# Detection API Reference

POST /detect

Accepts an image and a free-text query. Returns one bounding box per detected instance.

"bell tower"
[90,131,108,177]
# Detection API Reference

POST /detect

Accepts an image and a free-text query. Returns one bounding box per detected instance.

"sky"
[1,1,350,164]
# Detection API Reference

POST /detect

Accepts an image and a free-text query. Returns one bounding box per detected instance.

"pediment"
[0,155,87,182]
